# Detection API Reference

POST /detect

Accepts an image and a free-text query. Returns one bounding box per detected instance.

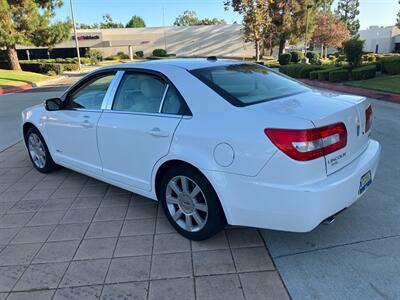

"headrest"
[140,78,165,98]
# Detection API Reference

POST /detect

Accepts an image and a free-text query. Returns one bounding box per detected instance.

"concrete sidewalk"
[0,142,289,300]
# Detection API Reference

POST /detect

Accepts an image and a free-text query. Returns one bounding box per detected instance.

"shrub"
[290,51,304,63]
[343,38,364,67]
[314,68,340,81]
[105,55,121,61]
[309,70,320,80]
[351,65,377,81]
[298,65,324,78]
[85,49,103,65]
[116,51,129,59]
[20,62,64,74]
[152,48,167,57]
[381,58,400,75]
[278,53,292,65]
[329,69,349,82]
[306,51,320,64]
[135,51,144,58]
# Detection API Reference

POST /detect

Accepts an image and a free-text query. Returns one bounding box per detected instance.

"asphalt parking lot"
[261,97,400,300]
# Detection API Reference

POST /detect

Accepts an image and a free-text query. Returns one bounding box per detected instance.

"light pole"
[70,0,81,71]
[302,4,313,63]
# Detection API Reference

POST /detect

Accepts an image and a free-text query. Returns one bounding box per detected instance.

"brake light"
[264,123,347,161]
[365,105,372,133]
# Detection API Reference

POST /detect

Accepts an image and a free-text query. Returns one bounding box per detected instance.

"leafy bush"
[104,55,121,61]
[329,69,349,82]
[116,51,129,59]
[85,49,103,65]
[351,65,377,81]
[313,68,340,81]
[306,51,320,64]
[278,53,292,65]
[298,65,325,78]
[152,48,167,57]
[20,62,64,74]
[309,70,320,80]
[343,38,364,67]
[381,58,400,75]
[135,51,144,58]
[290,51,304,63]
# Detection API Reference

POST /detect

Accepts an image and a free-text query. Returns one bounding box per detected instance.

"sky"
[55,0,399,30]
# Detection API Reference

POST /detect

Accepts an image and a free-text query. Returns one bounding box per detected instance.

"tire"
[25,127,59,173]
[159,165,226,240]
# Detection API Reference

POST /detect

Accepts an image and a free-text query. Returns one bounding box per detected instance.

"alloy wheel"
[165,175,208,232]
[28,133,46,169]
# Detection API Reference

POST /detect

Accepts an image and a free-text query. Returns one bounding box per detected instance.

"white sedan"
[22,58,381,240]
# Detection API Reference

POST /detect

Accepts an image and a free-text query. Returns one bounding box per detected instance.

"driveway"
[261,98,400,299]
[0,83,289,299]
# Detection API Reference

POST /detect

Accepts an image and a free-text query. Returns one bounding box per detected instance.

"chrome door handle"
[82,120,93,128]
[148,128,169,137]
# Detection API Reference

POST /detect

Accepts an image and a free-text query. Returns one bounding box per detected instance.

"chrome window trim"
[158,84,170,113]
[102,109,183,119]
[101,70,125,110]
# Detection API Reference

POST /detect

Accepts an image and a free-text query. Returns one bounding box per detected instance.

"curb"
[0,75,66,95]
[300,79,400,104]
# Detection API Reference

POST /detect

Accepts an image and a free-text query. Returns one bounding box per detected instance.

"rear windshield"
[190,64,309,107]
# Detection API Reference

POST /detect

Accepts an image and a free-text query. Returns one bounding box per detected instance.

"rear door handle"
[148,128,169,137]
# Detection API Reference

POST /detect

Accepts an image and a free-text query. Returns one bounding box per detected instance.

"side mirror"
[45,98,63,111]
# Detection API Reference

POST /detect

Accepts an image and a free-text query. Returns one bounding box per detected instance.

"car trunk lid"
[247,90,371,175]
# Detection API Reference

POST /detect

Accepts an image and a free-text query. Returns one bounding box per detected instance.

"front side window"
[191,64,310,106]
[113,73,167,113]
[66,73,115,110]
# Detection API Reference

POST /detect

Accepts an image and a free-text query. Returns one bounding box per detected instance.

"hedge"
[381,58,400,75]
[135,51,144,58]
[329,69,349,82]
[316,68,334,81]
[278,53,291,65]
[351,65,377,81]
[0,61,79,74]
[298,65,325,78]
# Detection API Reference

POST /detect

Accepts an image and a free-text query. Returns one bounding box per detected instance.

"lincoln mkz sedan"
[22,58,381,240]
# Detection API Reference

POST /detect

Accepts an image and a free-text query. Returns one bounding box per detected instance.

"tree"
[174,10,225,26]
[100,14,124,29]
[0,0,69,70]
[78,23,99,29]
[397,1,400,29]
[224,1,270,61]
[32,20,71,57]
[312,11,350,58]
[269,0,325,55]
[335,0,360,36]
[126,15,146,28]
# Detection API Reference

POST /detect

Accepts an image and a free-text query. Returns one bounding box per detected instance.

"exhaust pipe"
[322,215,336,225]
[321,208,346,225]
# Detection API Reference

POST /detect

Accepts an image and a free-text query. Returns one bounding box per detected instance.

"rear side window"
[191,64,309,106]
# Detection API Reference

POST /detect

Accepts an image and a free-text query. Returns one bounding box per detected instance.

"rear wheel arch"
[154,159,227,222]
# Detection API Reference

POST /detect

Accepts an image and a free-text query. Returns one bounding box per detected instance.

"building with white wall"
[359,25,400,53]
[15,24,255,59]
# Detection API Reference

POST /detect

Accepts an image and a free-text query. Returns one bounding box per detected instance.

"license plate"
[359,170,372,195]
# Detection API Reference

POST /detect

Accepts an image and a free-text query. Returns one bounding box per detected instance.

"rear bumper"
[205,139,381,232]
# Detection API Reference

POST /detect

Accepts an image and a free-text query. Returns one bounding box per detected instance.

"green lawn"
[0,69,51,88]
[345,75,400,94]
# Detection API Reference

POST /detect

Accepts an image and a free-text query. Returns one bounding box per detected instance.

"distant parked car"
[22,58,381,240]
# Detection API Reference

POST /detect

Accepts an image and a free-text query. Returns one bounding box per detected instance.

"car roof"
[119,58,245,71]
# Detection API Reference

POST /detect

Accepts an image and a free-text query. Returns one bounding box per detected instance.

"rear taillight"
[365,105,372,133]
[264,123,347,161]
